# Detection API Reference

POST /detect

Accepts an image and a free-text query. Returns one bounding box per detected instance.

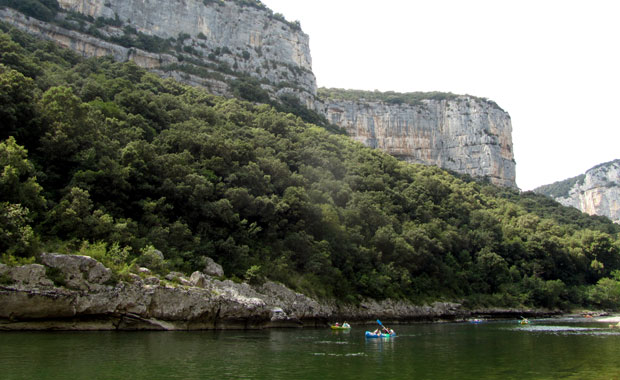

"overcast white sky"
[261,0,620,191]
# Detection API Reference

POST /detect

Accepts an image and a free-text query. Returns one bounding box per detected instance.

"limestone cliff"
[319,92,516,187]
[56,0,316,94]
[535,160,620,223]
[0,0,516,187]
[0,1,316,100]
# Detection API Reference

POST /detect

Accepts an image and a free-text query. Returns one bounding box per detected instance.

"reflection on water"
[509,320,620,337]
[2,319,620,379]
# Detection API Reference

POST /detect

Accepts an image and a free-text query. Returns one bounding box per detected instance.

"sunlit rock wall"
[321,96,516,187]
[553,160,620,223]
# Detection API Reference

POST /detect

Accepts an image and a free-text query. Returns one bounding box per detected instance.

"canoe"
[365,331,396,338]
[331,325,351,330]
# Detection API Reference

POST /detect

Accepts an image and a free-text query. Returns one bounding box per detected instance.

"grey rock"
[0,264,54,288]
[151,250,164,260]
[165,272,185,282]
[127,273,141,283]
[143,276,160,286]
[203,257,224,277]
[189,271,209,288]
[40,253,111,289]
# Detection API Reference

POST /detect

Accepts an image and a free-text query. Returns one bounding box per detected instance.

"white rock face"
[57,0,317,96]
[320,96,516,187]
[555,160,620,223]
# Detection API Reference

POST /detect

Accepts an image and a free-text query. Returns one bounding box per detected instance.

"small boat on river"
[330,322,351,330]
[365,331,396,338]
[366,319,395,338]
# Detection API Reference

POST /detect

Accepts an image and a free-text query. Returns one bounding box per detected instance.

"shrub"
[135,245,167,275]
[45,266,66,286]
[78,241,134,275]
[0,253,36,266]
[0,0,60,22]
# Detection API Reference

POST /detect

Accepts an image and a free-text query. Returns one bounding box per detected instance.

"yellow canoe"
[331,325,351,330]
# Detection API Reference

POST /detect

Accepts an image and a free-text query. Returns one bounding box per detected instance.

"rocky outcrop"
[535,160,620,223]
[0,2,316,100]
[0,254,554,330]
[320,96,516,187]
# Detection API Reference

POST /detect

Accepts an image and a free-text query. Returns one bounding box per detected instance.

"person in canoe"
[331,322,351,330]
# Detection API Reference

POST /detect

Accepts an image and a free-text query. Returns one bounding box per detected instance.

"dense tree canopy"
[1,24,619,309]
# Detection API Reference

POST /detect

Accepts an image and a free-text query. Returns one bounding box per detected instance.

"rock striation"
[56,0,316,94]
[535,160,620,223]
[0,1,316,100]
[0,254,553,330]
[320,95,516,187]
[0,0,516,186]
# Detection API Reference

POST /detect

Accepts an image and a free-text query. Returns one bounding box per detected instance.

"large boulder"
[203,257,224,277]
[0,264,54,288]
[189,271,209,288]
[40,253,112,290]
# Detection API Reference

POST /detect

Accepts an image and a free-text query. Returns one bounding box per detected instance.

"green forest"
[1,23,620,310]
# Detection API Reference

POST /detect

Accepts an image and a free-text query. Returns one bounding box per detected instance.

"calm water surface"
[2,317,620,379]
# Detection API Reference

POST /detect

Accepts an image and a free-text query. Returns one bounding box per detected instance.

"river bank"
[1,253,561,331]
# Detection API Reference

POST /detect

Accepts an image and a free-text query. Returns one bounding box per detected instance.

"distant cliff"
[535,160,620,223]
[318,89,516,187]
[0,0,516,187]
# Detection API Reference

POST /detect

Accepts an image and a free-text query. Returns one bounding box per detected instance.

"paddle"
[377,319,389,333]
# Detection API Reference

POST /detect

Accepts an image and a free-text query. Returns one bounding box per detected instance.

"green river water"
[1,317,620,379]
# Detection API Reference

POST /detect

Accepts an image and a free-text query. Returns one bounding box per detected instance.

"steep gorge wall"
[57,0,316,93]
[0,0,316,99]
[320,96,516,187]
[537,160,620,223]
[1,0,517,187]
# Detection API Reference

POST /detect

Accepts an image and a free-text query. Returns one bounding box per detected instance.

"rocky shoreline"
[0,253,560,331]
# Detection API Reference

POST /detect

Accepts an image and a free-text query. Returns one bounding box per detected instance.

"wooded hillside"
[1,24,619,309]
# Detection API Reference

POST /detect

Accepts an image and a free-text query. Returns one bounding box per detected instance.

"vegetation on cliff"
[1,25,620,310]
[535,159,620,199]
[0,0,60,22]
[534,175,587,199]
[318,88,505,111]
